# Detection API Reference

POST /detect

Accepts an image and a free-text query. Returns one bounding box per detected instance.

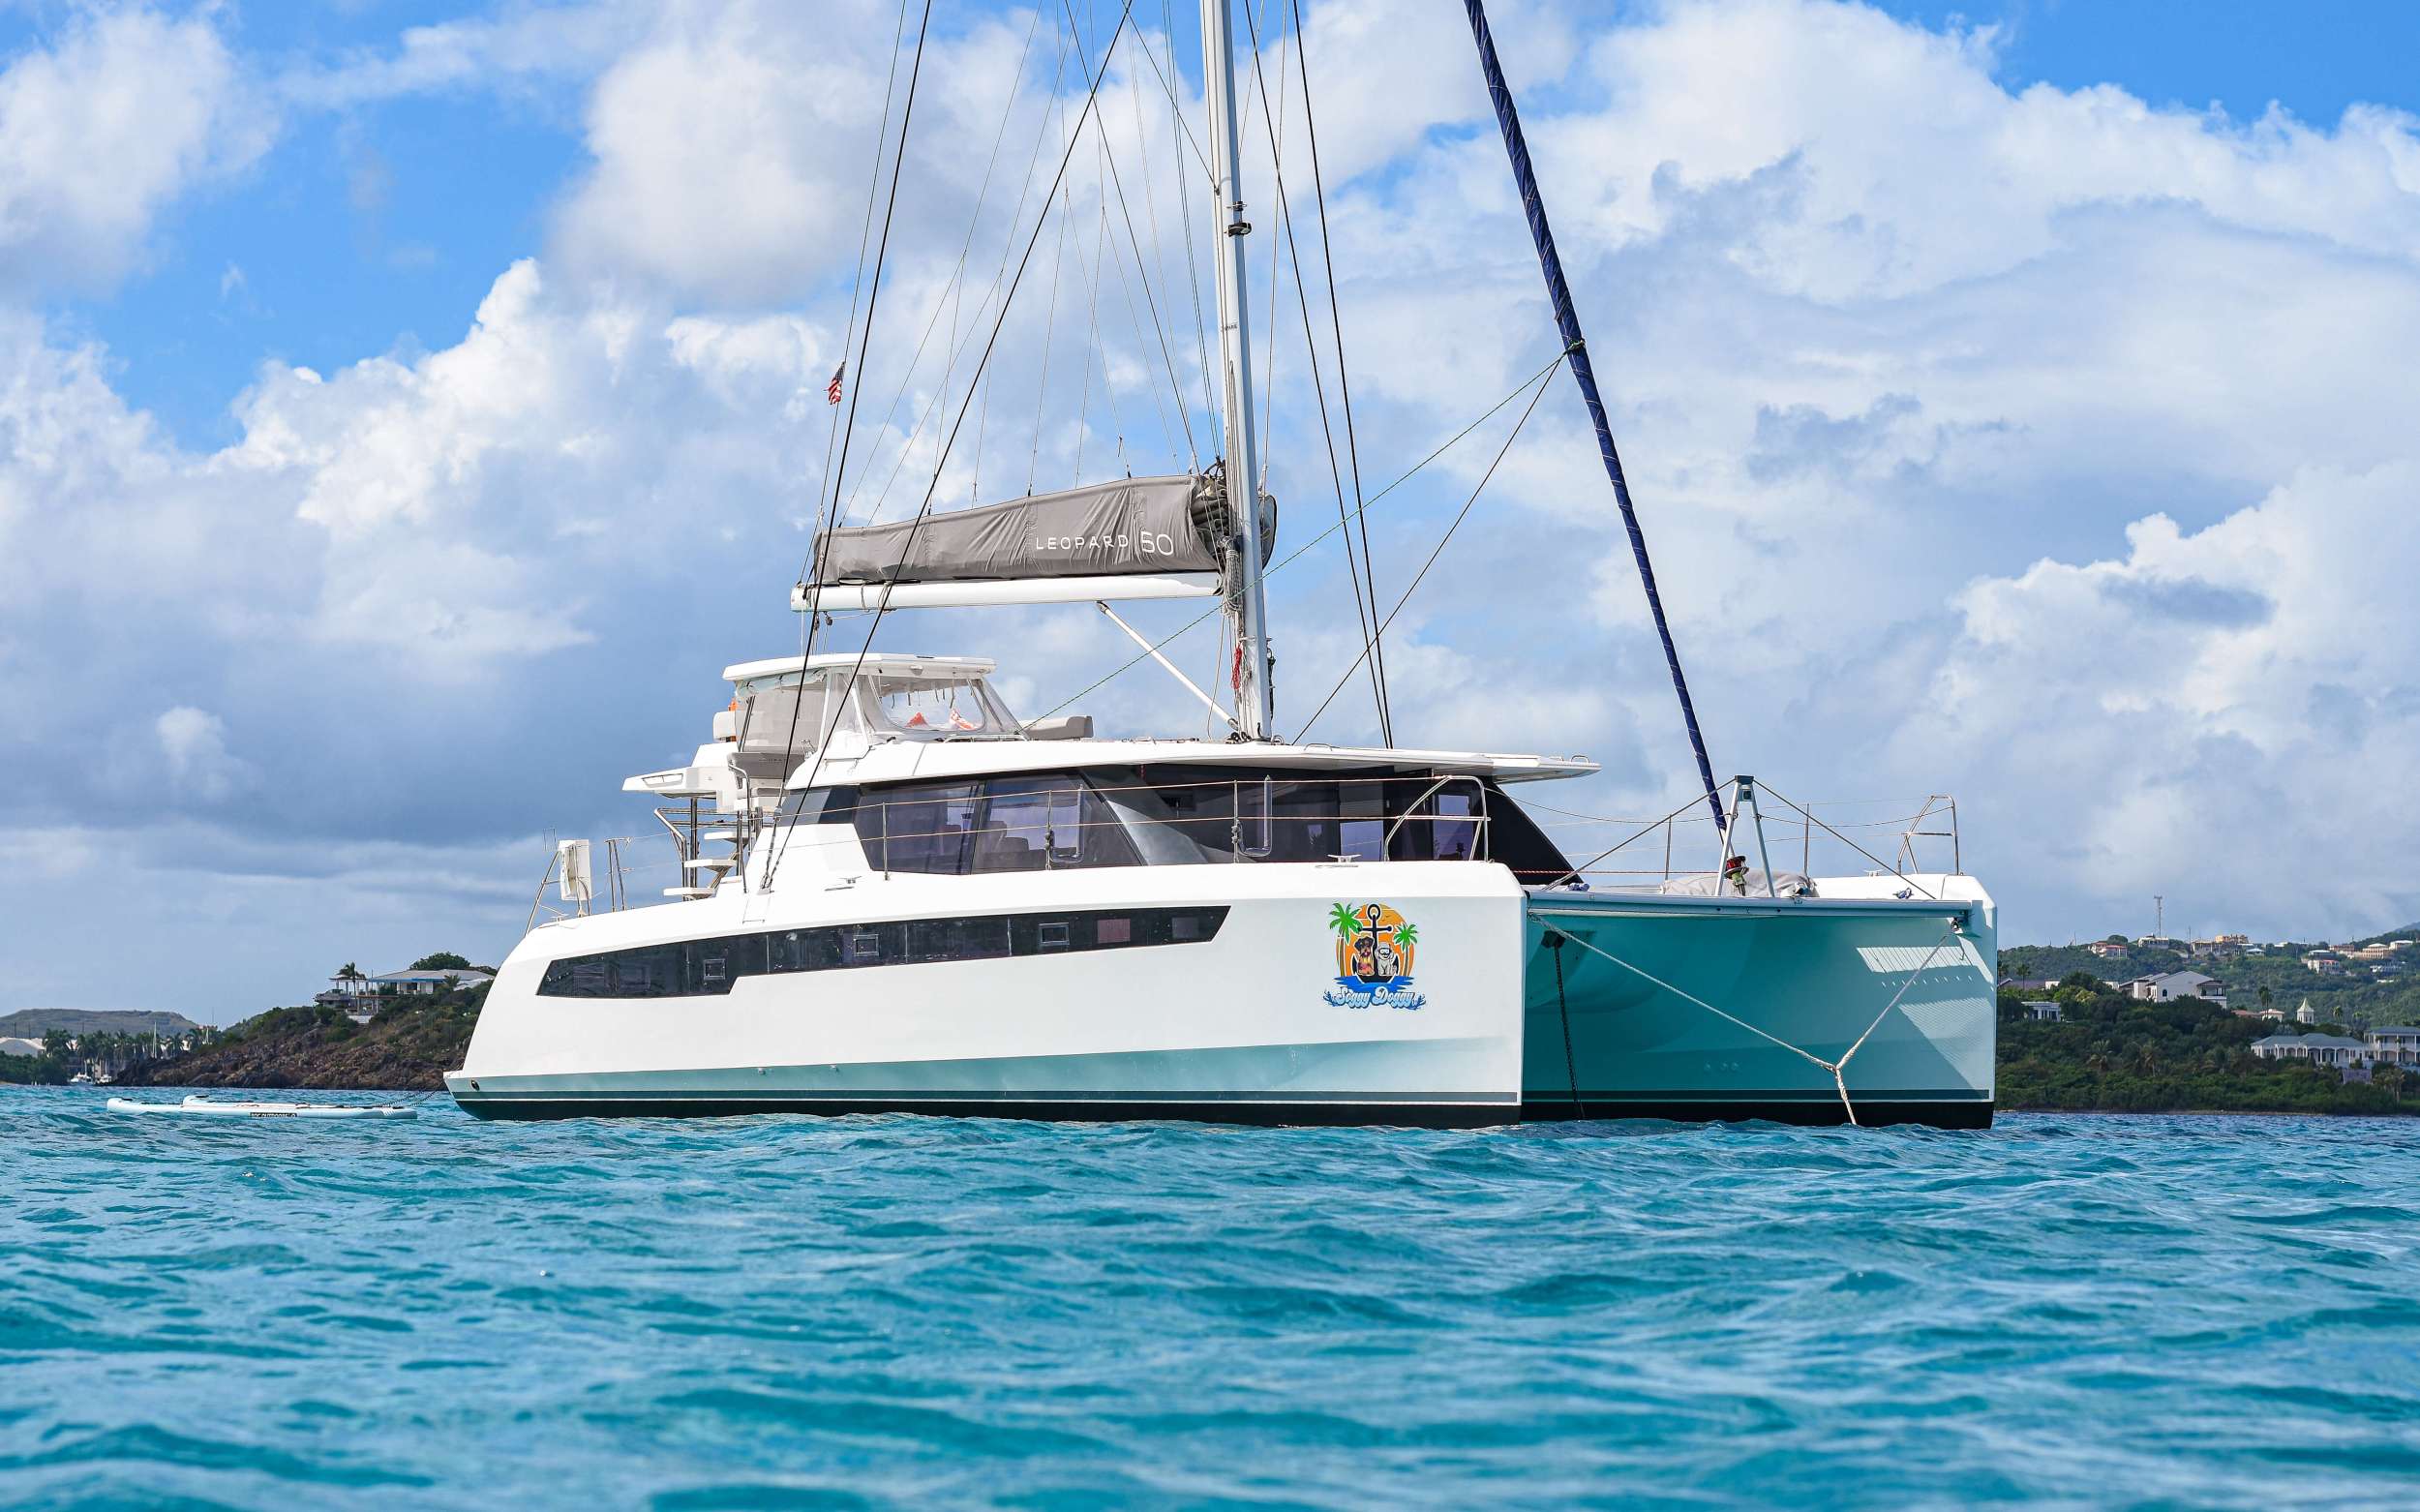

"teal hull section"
[1522,890,1997,1127]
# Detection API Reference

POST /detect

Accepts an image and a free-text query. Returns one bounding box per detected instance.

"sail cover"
[812,475,1240,587]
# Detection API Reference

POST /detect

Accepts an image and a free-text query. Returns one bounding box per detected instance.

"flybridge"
[791,474,1274,611]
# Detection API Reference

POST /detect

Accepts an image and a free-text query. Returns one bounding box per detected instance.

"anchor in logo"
[1326,899,1413,1006]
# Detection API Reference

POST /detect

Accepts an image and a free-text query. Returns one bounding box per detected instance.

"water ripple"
[4,1091,2419,1507]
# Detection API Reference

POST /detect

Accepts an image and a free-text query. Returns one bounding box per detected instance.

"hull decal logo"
[1324,902,1426,1010]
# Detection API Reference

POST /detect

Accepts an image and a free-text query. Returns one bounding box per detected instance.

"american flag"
[826,361,845,406]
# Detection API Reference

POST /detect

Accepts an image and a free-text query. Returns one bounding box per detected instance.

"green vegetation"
[1997,972,2414,1115]
[0,1008,201,1039]
[2003,921,2420,1034]
[0,1022,212,1085]
[121,982,487,1092]
[5,952,489,1091]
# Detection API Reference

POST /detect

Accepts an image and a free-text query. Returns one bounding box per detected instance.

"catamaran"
[447,0,1996,1127]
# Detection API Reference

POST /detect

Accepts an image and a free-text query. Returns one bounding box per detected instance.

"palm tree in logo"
[1329,902,1369,981]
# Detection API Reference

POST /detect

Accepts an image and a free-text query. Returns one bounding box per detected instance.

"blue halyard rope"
[1461,0,1727,834]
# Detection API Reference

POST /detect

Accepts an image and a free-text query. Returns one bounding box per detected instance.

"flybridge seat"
[791,474,1275,611]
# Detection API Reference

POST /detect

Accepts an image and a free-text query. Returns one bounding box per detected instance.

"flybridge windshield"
[869,674,1015,739]
[723,662,1020,754]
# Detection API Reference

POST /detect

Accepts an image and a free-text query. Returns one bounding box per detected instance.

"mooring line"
[1547,923,1962,1127]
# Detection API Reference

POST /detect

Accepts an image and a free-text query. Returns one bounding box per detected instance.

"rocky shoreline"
[115,997,479,1093]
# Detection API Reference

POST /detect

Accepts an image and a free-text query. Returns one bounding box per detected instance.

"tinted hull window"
[537,907,1228,999]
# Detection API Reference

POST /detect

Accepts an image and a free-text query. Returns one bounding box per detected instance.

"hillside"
[115,989,483,1092]
[1997,975,2414,1115]
[2004,922,2420,1030]
[0,1008,203,1039]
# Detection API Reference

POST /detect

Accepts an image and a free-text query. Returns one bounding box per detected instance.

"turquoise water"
[5,1091,2418,1509]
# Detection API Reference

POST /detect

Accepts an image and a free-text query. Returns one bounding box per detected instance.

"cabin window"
[855,774,1139,874]
[863,782,981,875]
[534,906,1228,999]
[830,768,1567,875]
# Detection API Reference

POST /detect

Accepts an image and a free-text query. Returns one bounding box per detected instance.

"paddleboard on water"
[106,1095,418,1120]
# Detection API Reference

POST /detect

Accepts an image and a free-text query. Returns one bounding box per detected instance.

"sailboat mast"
[1199,0,1274,739]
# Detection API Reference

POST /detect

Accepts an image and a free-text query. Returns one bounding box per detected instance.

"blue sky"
[5,0,2420,1020]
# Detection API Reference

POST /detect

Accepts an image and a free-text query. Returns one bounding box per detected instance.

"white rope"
[1547,922,1962,1127]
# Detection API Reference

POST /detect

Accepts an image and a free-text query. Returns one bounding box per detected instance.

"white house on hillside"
[2368,1028,2420,1067]
[366,968,496,996]
[2253,1034,2367,1068]
[2127,970,2227,1008]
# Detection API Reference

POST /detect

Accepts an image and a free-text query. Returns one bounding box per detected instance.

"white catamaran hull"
[449,863,1994,1126]
[450,862,1530,1122]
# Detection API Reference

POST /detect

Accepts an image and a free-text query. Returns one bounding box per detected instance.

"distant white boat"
[106,1096,417,1120]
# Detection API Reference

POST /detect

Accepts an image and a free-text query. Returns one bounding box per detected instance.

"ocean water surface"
[4,1090,2417,1509]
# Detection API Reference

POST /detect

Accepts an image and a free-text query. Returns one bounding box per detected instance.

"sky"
[4,0,2418,1023]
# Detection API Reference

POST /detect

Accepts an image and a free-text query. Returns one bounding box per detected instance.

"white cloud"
[0,7,272,294]
[1919,466,2420,936]
[155,705,253,801]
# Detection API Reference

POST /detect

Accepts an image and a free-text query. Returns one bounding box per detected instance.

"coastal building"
[2252,1034,2368,1068]
[2022,1002,2062,1022]
[0,1036,42,1057]
[2368,1028,2420,1067]
[2127,971,2227,1007]
[2373,961,2407,979]
[2297,1001,2318,1025]
[2190,935,2249,960]
[2088,941,2130,960]
[2303,953,2347,976]
[366,969,495,997]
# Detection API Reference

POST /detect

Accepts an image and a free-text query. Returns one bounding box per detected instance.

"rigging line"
[1164,0,1219,437]
[766,1,1139,892]
[815,0,933,544]
[846,6,1050,526]
[1055,0,1186,469]
[1028,174,1074,493]
[971,337,993,498]
[1465,0,1725,832]
[857,19,1078,525]
[778,0,932,798]
[1240,0,1386,744]
[1252,0,1286,492]
[1295,352,1557,741]
[1027,348,1565,724]
[1131,2,1215,180]
[1124,8,1192,468]
[1073,128,1111,481]
[1291,0,1392,741]
[1100,155,1186,468]
[802,0,913,588]
[1080,52,1200,466]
